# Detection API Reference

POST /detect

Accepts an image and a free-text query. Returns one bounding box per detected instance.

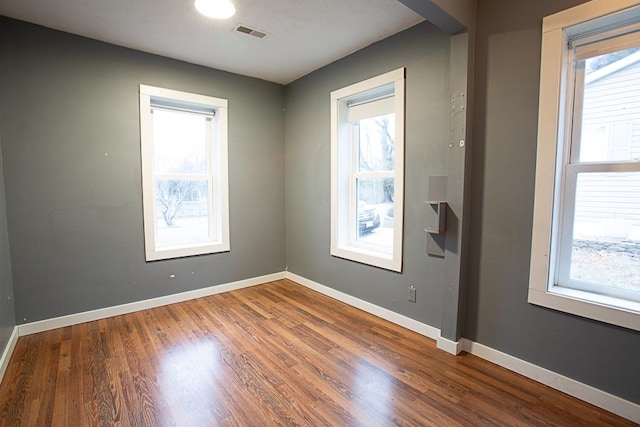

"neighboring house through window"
[139,85,230,261]
[330,68,405,272]
[530,0,640,331]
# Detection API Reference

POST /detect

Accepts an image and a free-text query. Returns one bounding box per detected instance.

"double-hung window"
[330,68,405,272]
[530,1,640,331]
[139,85,230,261]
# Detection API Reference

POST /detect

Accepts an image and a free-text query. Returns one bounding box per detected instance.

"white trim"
[330,68,404,101]
[436,335,462,355]
[288,272,639,423]
[139,84,230,262]
[543,0,640,33]
[285,272,440,340]
[330,68,405,272]
[18,272,285,336]
[5,271,638,423]
[0,327,19,383]
[461,339,640,424]
[529,0,640,331]
[140,84,228,109]
[529,288,640,331]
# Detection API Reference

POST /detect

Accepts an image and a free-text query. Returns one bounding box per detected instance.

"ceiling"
[0,0,425,84]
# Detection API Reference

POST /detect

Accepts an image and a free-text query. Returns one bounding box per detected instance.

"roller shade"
[348,95,395,123]
[572,23,640,61]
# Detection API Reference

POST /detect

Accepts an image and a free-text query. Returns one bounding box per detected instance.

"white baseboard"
[436,335,462,355]
[287,272,638,424]
[5,271,638,423]
[285,272,440,341]
[461,339,640,424]
[0,326,18,384]
[18,272,286,336]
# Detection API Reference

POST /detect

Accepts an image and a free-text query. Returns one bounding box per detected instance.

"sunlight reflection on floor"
[160,340,222,424]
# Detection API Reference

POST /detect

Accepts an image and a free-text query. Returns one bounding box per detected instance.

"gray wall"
[1,2,638,407]
[468,0,640,403]
[0,17,286,323]
[0,141,15,353]
[285,22,451,328]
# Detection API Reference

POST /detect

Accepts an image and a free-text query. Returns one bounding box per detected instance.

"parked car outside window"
[358,201,380,234]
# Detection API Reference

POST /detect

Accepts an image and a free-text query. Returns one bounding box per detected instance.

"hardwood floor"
[0,279,634,426]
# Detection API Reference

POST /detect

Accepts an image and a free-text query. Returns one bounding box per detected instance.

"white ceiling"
[0,0,425,84]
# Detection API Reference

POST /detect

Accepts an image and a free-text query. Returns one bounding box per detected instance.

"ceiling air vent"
[234,25,267,39]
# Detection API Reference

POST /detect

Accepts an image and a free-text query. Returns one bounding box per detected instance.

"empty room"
[0,0,638,425]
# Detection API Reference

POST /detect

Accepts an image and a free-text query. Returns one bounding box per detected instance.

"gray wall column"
[441,32,472,344]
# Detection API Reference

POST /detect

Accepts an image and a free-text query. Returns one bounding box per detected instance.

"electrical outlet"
[408,285,417,303]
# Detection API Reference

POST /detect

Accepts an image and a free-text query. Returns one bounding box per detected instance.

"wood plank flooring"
[0,279,634,426]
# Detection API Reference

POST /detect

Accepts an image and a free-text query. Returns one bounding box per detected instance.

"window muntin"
[557,30,640,302]
[351,102,395,254]
[139,85,230,261]
[529,1,640,331]
[331,69,405,272]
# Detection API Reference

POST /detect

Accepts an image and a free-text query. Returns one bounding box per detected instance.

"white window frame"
[330,68,405,272]
[529,0,640,331]
[139,84,230,261]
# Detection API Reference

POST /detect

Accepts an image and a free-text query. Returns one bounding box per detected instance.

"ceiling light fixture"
[195,0,236,19]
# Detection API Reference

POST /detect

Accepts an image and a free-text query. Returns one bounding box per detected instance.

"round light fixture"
[195,0,236,19]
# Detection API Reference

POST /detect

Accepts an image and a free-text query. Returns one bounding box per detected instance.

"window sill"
[528,286,640,331]
[146,241,230,261]
[331,245,400,272]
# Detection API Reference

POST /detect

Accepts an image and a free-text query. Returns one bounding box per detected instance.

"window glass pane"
[357,113,395,172]
[578,46,640,163]
[355,177,393,253]
[569,172,640,294]
[154,179,212,249]
[153,109,208,174]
